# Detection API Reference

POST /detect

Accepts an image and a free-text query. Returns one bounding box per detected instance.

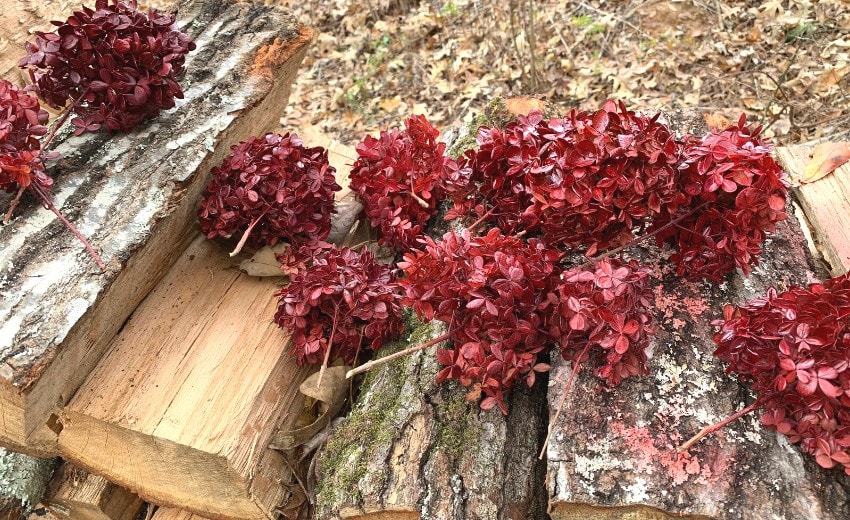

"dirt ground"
[275,0,849,146]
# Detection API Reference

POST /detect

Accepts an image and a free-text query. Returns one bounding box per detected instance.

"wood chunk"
[314,311,549,520]
[45,465,141,520]
[544,217,850,519]
[0,0,312,452]
[776,144,850,275]
[57,235,310,520]
[0,447,55,516]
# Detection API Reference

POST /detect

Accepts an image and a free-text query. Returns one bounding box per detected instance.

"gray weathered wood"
[0,0,311,452]
[0,447,55,516]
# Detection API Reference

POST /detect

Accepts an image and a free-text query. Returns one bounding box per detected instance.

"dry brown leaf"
[703,112,731,130]
[506,97,547,116]
[269,366,349,451]
[238,242,290,277]
[801,142,850,184]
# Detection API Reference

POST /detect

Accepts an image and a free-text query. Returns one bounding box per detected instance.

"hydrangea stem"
[32,183,106,270]
[678,395,766,453]
[346,330,452,379]
[316,305,340,390]
[539,342,591,459]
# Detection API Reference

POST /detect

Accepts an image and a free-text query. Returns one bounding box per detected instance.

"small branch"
[539,342,591,459]
[316,305,340,390]
[229,208,269,257]
[677,396,765,453]
[346,330,452,379]
[3,186,27,224]
[32,184,106,270]
[41,89,88,150]
[581,201,711,268]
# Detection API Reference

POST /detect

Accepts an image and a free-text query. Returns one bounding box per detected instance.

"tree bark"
[0,0,310,454]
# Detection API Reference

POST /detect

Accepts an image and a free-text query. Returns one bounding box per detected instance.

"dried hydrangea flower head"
[349,114,459,250]
[0,79,50,194]
[274,242,404,366]
[198,132,340,252]
[713,274,850,474]
[19,0,196,135]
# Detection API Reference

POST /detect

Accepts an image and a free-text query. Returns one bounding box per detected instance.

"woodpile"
[0,0,318,518]
[2,1,850,518]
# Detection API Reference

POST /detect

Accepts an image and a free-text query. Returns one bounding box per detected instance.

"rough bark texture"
[545,115,850,518]
[0,447,55,517]
[0,0,308,451]
[315,318,550,520]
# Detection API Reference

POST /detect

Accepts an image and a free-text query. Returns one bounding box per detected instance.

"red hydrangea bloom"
[274,243,404,365]
[713,274,850,474]
[19,0,196,134]
[349,115,459,250]
[398,228,561,413]
[198,133,340,249]
[0,79,50,193]
[552,258,655,386]
[450,100,681,255]
[653,115,788,280]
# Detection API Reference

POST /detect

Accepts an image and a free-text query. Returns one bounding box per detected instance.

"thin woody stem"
[32,183,106,270]
[41,89,88,150]
[539,342,591,459]
[229,208,269,257]
[316,305,340,390]
[346,331,452,379]
[677,395,766,453]
[581,201,711,268]
[3,186,27,224]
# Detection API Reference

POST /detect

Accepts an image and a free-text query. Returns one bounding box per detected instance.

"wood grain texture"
[0,0,311,450]
[776,144,850,275]
[45,465,141,520]
[57,235,310,520]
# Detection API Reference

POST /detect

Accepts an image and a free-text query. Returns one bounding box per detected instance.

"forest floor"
[275,0,849,146]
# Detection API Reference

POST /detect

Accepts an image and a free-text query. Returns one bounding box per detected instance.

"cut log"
[775,145,850,275]
[314,320,550,520]
[55,234,310,520]
[44,465,141,520]
[544,195,850,516]
[0,0,312,453]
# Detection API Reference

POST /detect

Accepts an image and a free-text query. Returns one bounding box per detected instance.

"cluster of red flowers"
[19,0,196,135]
[446,107,787,280]
[398,228,560,412]
[553,259,655,386]
[198,133,340,249]
[348,115,459,250]
[0,80,51,193]
[274,243,404,365]
[713,274,850,474]
[653,115,788,280]
[448,101,681,255]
